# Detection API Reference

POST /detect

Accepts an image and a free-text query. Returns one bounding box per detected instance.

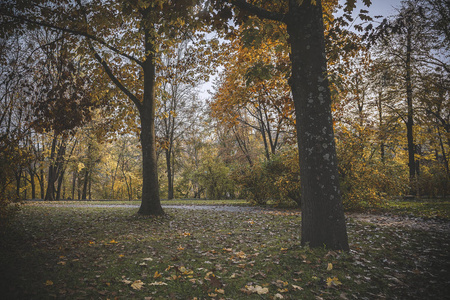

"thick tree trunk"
[286,0,349,250]
[138,28,164,215]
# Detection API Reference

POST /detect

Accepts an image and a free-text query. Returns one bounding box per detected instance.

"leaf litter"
[1,204,449,299]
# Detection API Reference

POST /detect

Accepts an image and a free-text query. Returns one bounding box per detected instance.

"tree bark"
[166,148,174,200]
[81,168,88,200]
[137,27,164,215]
[286,0,349,250]
[405,22,416,194]
[45,135,58,201]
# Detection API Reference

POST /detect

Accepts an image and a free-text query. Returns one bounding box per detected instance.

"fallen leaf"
[327,263,333,271]
[153,271,162,279]
[149,281,167,286]
[274,293,284,299]
[44,280,53,286]
[215,288,225,294]
[326,277,342,288]
[131,280,144,290]
[142,257,153,261]
[292,284,303,291]
[244,285,269,295]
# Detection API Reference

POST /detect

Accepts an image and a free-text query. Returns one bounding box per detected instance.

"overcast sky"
[352,0,404,18]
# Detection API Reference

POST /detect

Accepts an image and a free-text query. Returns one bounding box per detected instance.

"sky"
[358,0,404,18]
[198,0,405,100]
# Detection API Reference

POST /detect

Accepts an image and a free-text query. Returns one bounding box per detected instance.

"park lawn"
[1,205,449,299]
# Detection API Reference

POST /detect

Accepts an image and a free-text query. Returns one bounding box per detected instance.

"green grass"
[1,204,449,299]
[377,198,450,220]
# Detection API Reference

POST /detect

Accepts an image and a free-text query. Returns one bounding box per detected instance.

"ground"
[0,200,449,299]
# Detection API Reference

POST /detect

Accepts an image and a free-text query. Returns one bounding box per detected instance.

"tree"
[213,0,352,250]
[1,0,212,214]
[156,39,211,200]
[371,0,449,195]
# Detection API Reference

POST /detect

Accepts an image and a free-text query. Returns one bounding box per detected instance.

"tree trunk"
[71,169,76,200]
[405,23,416,194]
[56,168,65,200]
[166,148,174,200]
[45,136,58,201]
[39,168,45,199]
[14,168,22,200]
[137,28,164,215]
[29,168,36,199]
[286,0,349,250]
[81,168,88,200]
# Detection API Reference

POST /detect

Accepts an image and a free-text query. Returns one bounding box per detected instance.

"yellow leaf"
[245,285,269,295]
[109,239,118,244]
[44,280,53,286]
[154,271,162,278]
[215,288,225,294]
[292,284,303,290]
[131,280,144,290]
[326,277,342,288]
[327,263,333,271]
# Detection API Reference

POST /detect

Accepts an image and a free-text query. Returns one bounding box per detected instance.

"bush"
[337,127,409,210]
[233,148,301,207]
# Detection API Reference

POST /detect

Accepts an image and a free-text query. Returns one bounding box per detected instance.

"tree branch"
[2,12,144,67]
[89,42,142,110]
[230,0,286,23]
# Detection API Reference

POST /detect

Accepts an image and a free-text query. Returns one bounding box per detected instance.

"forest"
[1,0,449,210]
[1,1,449,299]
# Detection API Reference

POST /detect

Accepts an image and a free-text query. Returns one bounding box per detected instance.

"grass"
[1,203,449,299]
[378,197,450,220]
[24,199,248,207]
